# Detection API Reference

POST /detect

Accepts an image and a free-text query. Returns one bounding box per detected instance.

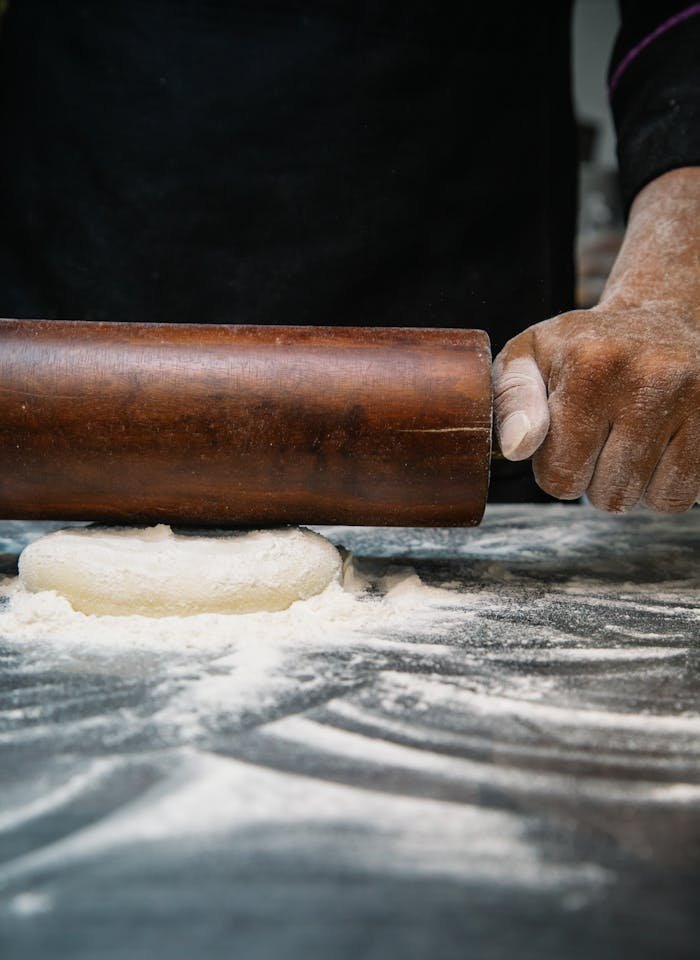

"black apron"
[0,0,578,501]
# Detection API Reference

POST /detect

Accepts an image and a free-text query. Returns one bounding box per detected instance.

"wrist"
[599,167,700,324]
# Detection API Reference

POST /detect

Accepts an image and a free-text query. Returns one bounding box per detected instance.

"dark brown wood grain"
[0,320,492,526]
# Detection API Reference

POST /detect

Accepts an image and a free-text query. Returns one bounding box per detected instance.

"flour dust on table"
[0,505,698,960]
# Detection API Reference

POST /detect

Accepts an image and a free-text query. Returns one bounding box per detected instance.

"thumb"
[492,347,550,461]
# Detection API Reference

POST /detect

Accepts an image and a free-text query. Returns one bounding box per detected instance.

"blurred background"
[573,0,625,308]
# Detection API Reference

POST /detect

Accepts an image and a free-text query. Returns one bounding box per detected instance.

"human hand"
[492,168,700,514]
[492,305,699,512]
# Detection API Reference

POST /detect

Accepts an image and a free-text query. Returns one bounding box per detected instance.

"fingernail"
[499,411,531,459]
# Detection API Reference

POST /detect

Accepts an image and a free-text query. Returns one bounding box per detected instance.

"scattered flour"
[0,550,467,656]
[0,507,697,912]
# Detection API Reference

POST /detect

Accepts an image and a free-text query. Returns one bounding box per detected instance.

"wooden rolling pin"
[0,319,492,526]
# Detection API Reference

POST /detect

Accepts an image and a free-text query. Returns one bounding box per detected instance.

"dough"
[18,524,342,617]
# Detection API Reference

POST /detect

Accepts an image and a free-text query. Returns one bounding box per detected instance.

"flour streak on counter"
[0,505,699,931]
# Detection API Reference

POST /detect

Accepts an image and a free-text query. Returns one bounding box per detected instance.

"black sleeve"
[608,2,700,215]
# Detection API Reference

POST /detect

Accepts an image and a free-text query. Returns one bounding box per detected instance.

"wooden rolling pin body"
[0,320,492,526]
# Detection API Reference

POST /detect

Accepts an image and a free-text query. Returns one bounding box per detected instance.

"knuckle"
[554,342,627,400]
[495,372,540,394]
[493,378,532,414]
[631,355,696,395]
[493,374,539,418]
[566,337,626,376]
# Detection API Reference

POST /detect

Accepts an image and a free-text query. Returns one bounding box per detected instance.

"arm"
[492,166,699,513]
[492,2,700,513]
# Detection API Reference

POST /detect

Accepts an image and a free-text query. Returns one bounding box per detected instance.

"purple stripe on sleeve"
[608,3,700,96]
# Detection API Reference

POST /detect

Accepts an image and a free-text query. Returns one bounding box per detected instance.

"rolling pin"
[0,319,492,526]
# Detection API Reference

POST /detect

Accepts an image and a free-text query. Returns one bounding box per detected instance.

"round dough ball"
[18,524,342,617]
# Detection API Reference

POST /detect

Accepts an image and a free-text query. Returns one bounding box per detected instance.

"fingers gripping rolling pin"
[0,320,493,526]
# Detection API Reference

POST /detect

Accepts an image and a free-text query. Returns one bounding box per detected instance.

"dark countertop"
[0,505,698,960]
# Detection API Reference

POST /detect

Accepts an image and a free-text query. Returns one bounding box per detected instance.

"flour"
[0,506,698,918]
[0,750,608,895]
[0,554,465,656]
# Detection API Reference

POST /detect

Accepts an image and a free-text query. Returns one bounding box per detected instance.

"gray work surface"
[0,504,698,960]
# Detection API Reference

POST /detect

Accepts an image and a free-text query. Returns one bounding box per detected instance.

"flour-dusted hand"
[493,167,700,514]
[493,306,700,512]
